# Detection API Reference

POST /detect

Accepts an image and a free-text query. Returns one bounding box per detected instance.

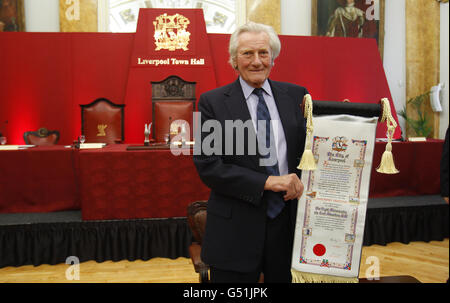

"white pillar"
[24,0,60,32]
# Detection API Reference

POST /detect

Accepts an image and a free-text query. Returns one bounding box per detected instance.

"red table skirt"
[0,141,444,219]
[369,140,443,198]
[0,146,80,213]
[78,145,210,220]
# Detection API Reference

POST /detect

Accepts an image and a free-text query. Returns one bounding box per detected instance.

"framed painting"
[312,0,385,60]
[0,0,25,32]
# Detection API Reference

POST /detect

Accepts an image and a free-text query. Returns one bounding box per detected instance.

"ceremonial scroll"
[292,101,383,283]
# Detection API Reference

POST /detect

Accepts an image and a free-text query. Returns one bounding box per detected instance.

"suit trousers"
[210,201,294,283]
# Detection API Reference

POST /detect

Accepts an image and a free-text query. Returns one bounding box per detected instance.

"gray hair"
[228,22,281,69]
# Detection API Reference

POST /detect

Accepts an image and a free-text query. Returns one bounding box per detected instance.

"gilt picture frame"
[312,0,385,61]
[0,0,25,32]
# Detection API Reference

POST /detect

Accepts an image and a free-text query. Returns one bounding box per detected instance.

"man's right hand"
[264,174,304,201]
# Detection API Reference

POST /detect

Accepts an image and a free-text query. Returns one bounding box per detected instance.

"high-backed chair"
[23,127,60,145]
[80,98,125,144]
[187,201,209,283]
[151,76,196,143]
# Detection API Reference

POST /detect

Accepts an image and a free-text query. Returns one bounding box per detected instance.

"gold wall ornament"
[59,0,98,32]
[246,0,281,34]
[405,0,440,138]
[153,13,191,51]
[97,124,107,137]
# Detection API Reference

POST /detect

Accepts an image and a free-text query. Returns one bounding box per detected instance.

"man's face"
[235,31,273,88]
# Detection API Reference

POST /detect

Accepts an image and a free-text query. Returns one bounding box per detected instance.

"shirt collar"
[239,77,273,100]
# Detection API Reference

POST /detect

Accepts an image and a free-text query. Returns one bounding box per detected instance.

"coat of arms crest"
[153,13,191,51]
[97,124,107,137]
[331,136,348,152]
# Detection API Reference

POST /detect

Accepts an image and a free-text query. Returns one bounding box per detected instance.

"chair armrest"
[189,243,208,272]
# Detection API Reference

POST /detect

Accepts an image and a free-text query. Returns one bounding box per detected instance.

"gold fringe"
[297,149,316,170]
[298,94,317,171]
[376,98,399,174]
[291,269,358,283]
[376,142,399,174]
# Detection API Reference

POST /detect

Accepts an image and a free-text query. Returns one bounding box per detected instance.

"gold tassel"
[298,94,317,170]
[291,269,359,283]
[376,98,399,174]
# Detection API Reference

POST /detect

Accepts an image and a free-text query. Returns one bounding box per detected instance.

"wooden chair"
[80,98,125,144]
[186,201,265,283]
[187,201,209,283]
[23,127,60,145]
[151,76,196,143]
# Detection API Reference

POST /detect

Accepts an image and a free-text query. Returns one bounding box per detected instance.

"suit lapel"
[269,80,299,171]
[223,79,261,171]
[223,79,252,122]
[222,79,300,173]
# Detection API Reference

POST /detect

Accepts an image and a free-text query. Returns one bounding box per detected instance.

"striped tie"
[253,88,285,219]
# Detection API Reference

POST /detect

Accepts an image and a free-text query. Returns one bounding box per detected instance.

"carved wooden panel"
[151,75,196,100]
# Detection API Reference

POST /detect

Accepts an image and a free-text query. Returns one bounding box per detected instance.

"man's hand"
[264,174,304,201]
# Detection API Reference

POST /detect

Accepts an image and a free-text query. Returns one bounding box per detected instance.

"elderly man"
[193,22,309,283]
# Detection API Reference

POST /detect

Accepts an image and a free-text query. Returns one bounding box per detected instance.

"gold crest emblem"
[153,13,191,51]
[97,124,107,137]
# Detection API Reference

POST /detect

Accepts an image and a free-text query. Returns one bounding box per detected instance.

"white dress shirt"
[239,77,289,176]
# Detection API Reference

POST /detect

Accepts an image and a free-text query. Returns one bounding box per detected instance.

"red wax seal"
[313,244,326,256]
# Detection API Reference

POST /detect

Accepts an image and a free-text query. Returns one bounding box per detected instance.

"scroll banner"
[291,113,378,283]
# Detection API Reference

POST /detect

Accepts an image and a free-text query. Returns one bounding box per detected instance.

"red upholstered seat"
[80,98,125,144]
[153,101,194,143]
[151,76,196,143]
[23,128,60,145]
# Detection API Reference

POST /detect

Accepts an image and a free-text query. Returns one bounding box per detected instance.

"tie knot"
[253,88,264,97]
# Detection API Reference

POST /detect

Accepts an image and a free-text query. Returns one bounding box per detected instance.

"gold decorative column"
[405,0,440,138]
[60,0,98,32]
[246,0,281,33]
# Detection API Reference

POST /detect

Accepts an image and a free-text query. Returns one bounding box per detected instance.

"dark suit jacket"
[193,78,308,273]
